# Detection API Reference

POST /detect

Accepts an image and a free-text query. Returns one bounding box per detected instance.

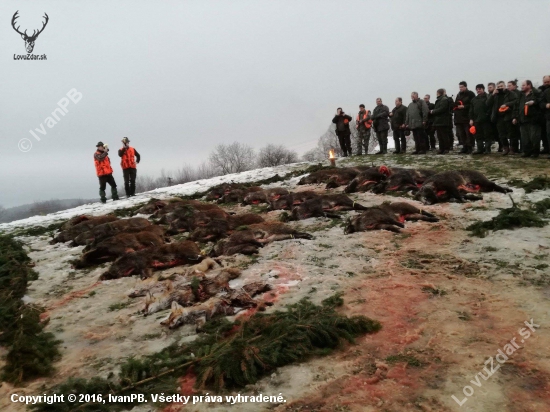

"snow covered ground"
[0,162,310,233]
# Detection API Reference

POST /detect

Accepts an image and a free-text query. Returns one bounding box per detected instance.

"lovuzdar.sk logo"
[12,10,49,60]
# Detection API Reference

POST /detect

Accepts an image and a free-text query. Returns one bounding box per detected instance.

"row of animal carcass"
[297,165,512,204]
[51,192,442,278]
[51,216,273,329]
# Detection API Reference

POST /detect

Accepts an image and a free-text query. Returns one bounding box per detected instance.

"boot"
[111,187,120,201]
[401,140,407,154]
[393,141,400,154]
[485,143,491,154]
[473,140,485,155]
[99,189,107,204]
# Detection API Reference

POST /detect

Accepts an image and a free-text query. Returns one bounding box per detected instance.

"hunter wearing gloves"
[118,137,141,197]
[94,142,119,204]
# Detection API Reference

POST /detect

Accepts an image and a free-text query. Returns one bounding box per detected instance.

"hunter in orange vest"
[356,104,373,155]
[118,137,141,197]
[94,141,119,204]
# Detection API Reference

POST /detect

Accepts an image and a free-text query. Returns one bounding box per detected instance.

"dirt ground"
[1,151,550,412]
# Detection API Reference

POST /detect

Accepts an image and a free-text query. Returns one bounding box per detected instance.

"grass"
[108,301,132,312]
[467,204,547,238]
[0,235,61,383]
[10,221,66,238]
[32,295,380,412]
[508,175,550,193]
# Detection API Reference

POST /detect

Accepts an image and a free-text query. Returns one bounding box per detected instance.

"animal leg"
[377,224,402,233]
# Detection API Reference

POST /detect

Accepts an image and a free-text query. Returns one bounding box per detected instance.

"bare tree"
[208,142,256,175]
[135,175,157,193]
[257,144,299,167]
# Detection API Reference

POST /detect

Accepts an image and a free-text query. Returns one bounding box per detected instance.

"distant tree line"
[135,142,299,193]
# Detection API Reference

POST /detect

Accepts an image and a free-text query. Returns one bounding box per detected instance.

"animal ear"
[146,291,154,302]
[171,301,179,310]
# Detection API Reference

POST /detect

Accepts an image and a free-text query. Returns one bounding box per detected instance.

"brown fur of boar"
[417,170,512,204]
[378,202,439,223]
[210,222,313,256]
[100,241,203,280]
[75,227,166,268]
[298,167,361,186]
[243,187,290,205]
[51,215,118,244]
[344,208,405,234]
[166,208,230,235]
[72,217,151,246]
[344,169,388,193]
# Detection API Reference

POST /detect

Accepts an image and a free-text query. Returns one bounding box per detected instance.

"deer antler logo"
[11,11,49,54]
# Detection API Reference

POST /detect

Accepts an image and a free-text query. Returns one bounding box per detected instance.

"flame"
[329,149,335,159]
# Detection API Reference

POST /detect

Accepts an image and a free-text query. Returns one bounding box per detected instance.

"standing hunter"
[405,92,429,154]
[118,137,141,197]
[332,108,353,157]
[540,75,550,159]
[355,104,373,155]
[513,80,542,158]
[430,89,452,154]
[389,97,407,154]
[372,98,390,154]
[423,94,436,151]
[94,142,119,203]
[469,84,493,155]
[487,81,517,155]
[454,81,476,154]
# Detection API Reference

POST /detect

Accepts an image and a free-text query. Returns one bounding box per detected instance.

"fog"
[1,0,549,207]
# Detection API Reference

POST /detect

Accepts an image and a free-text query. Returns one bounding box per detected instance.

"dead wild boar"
[269,190,319,210]
[298,167,361,187]
[416,170,513,204]
[100,240,203,280]
[187,213,265,243]
[290,198,341,221]
[210,222,313,256]
[243,187,290,205]
[75,228,166,268]
[217,186,263,204]
[155,202,225,224]
[344,169,388,193]
[72,217,152,246]
[344,207,405,234]
[378,202,439,223]
[372,170,419,194]
[166,208,230,235]
[51,215,118,244]
[60,215,94,230]
[319,194,368,211]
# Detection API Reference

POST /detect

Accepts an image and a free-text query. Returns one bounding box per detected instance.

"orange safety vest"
[94,151,113,177]
[356,110,373,129]
[121,146,137,169]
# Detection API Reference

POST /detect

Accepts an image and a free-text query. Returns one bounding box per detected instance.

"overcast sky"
[1,0,549,207]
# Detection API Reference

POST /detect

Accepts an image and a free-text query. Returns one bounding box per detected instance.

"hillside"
[1,155,549,412]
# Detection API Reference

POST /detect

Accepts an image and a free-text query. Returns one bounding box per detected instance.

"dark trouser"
[123,167,137,196]
[337,133,352,156]
[474,122,492,152]
[412,128,428,153]
[426,125,436,149]
[376,130,389,153]
[496,119,512,148]
[491,122,500,148]
[546,119,550,153]
[511,123,521,152]
[541,120,548,152]
[356,128,370,155]
[393,129,406,152]
[435,127,451,152]
[520,122,542,156]
[98,174,117,191]
[455,123,474,148]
